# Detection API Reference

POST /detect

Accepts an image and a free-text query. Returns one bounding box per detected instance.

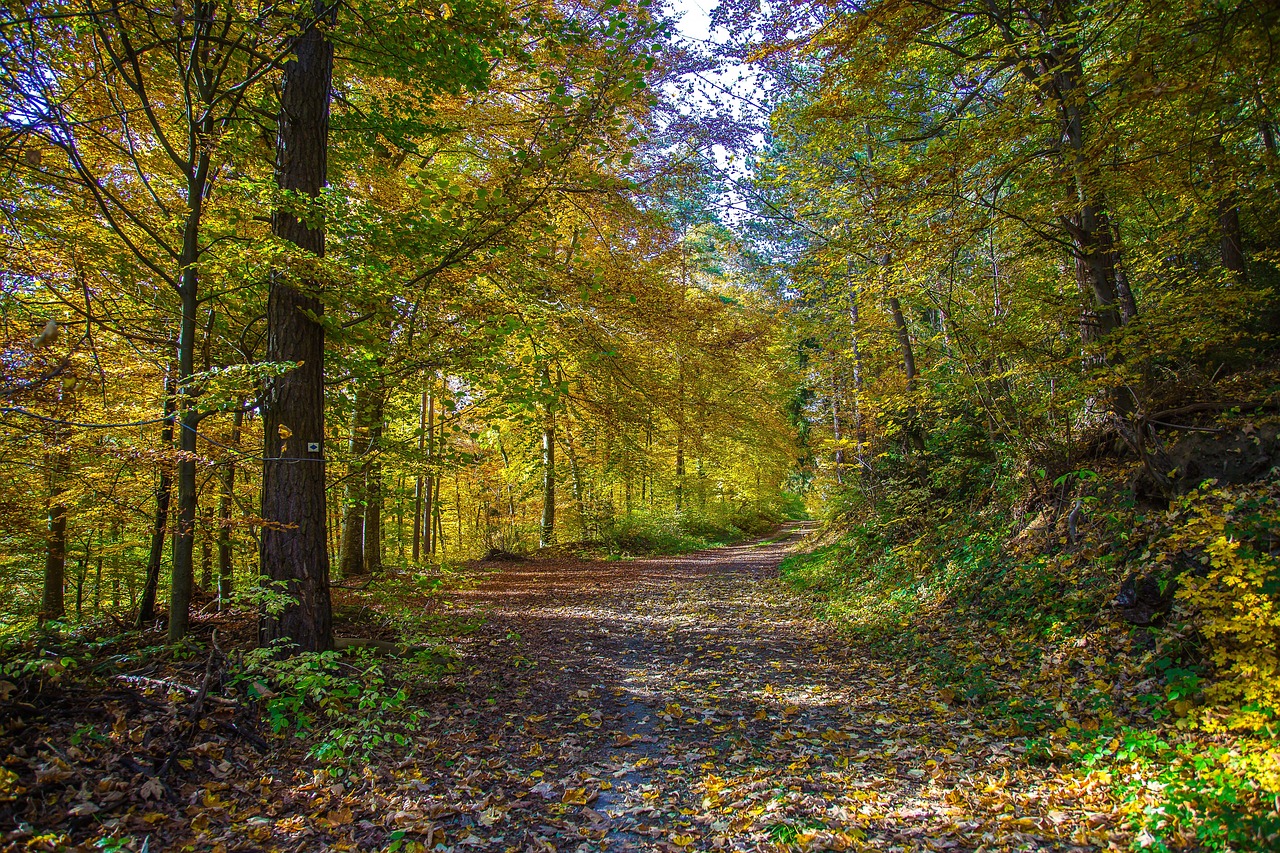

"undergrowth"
[232,642,455,769]
[784,441,1280,851]
[597,495,804,556]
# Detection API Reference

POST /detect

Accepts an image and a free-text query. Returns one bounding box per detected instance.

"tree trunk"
[138,377,176,627]
[339,381,368,576]
[412,389,427,562]
[888,295,926,456]
[168,296,199,641]
[1114,259,1139,323]
[425,390,436,554]
[1220,197,1247,281]
[986,12,1128,346]
[432,479,444,555]
[846,284,870,484]
[454,469,462,548]
[830,365,844,485]
[74,540,87,619]
[41,450,68,623]
[363,377,384,574]
[674,371,685,512]
[394,473,405,558]
[560,418,586,536]
[168,134,213,641]
[199,501,213,591]
[1050,47,1126,341]
[888,297,917,387]
[260,1,335,653]
[540,402,556,547]
[93,526,105,614]
[217,406,242,609]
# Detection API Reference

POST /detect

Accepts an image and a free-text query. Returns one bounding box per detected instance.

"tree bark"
[168,153,211,642]
[846,284,870,484]
[830,365,844,485]
[41,450,68,623]
[260,0,335,653]
[339,382,368,576]
[540,400,556,547]
[984,6,1128,344]
[432,477,444,555]
[1220,197,1247,281]
[200,501,213,590]
[561,417,587,536]
[674,371,685,512]
[217,407,242,609]
[425,390,436,554]
[363,377,384,574]
[888,296,926,456]
[412,389,427,562]
[138,376,176,627]
[888,297,917,387]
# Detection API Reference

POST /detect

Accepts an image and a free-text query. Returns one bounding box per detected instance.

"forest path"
[424,525,1106,851]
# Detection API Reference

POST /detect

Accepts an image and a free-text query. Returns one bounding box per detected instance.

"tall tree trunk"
[888,297,917,387]
[425,390,436,554]
[985,11,1128,347]
[363,377,384,574]
[454,469,462,548]
[560,419,587,536]
[830,365,844,485]
[888,295,926,456]
[217,406,242,609]
[1220,197,1247,281]
[1114,260,1139,323]
[412,389,427,562]
[339,381,368,576]
[74,539,87,619]
[138,376,176,627]
[94,526,108,614]
[200,501,213,591]
[41,450,68,623]
[394,473,405,558]
[540,401,556,547]
[1051,47,1126,342]
[846,284,870,484]
[168,130,213,641]
[432,478,444,555]
[260,0,335,653]
[674,371,685,512]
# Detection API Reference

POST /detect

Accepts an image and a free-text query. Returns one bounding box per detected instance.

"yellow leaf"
[562,787,592,805]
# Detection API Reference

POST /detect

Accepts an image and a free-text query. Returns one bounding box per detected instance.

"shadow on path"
[415,523,1101,851]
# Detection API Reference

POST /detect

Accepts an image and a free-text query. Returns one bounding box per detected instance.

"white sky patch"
[670,0,713,41]
[662,0,767,197]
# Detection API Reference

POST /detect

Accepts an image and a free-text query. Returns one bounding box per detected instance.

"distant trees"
[0,0,797,642]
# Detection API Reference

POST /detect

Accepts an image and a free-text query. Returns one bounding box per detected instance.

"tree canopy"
[2,0,1279,849]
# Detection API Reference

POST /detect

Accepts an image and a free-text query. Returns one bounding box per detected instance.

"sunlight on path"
[420,526,1119,851]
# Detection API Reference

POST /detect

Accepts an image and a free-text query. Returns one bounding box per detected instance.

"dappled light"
[2,0,1278,849]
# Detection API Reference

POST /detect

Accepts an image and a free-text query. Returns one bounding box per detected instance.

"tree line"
[0,0,797,651]
[720,0,1279,507]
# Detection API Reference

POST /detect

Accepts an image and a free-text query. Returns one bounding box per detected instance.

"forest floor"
[419,522,1126,852]
[3,525,1136,852]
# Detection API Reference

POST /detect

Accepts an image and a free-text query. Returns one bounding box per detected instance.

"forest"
[0,0,1277,851]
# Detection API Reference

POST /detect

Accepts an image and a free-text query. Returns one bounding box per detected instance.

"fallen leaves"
[0,530,1172,851]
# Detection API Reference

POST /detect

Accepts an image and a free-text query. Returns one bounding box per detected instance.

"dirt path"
[0,525,1127,851]
[416,525,1114,852]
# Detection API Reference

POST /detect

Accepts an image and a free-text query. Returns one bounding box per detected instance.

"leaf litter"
[1,524,1142,851]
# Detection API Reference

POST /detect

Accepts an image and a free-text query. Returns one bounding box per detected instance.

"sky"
[669,0,715,42]
[661,0,767,195]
